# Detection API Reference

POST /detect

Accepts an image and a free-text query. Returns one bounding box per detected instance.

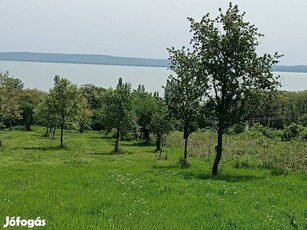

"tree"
[49,76,83,147]
[0,72,23,130]
[78,96,93,133]
[0,72,23,145]
[165,48,204,165]
[149,96,173,155]
[19,89,45,131]
[189,4,281,175]
[252,91,295,129]
[132,87,158,144]
[80,84,106,130]
[101,78,137,152]
[35,94,59,137]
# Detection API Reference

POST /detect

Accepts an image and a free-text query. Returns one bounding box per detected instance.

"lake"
[1,60,307,93]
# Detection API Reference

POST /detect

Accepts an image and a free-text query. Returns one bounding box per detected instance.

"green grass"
[0,127,306,229]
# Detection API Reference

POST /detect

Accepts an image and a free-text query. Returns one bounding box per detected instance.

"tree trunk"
[139,130,143,142]
[52,126,56,139]
[60,116,64,147]
[9,120,12,131]
[43,126,49,137]
[184,135,188,162]
[156,133,161,152]
[114,128,120,152]
[24,122,31,131]
[212,127,224,175]
[79,122,84,133]
[144,129,150,144]
[183,126,189,164]
[24,114,32,131]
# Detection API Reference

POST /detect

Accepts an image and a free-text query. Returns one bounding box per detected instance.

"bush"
[250,123,281,139]
[281,123,304,141]
[226,122,247,135]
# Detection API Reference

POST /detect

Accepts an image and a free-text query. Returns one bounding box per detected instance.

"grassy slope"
[0,127,306,229]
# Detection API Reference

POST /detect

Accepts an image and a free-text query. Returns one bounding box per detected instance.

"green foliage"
[254,91,307,129]
[281,123,305,141]
[165,47,204,162]
[77,96,93,133]
[47,76,85,146]
[100,78,138,152]
[35,94,58,134]
[299,113,307,126]
[19,89,45,131]
[0,71,23,129]
[0,71,24,89]
[226,122,247,135]
[148,98,174,154]
[184,3,281,175]
[249,124,281,140]
[80,84,106,130]
[190,4,280,129]
[132,88,159,143]
[80,84,106,110]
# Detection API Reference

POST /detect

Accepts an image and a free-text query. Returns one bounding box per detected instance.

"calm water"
[1,60,307,93]
[0,61,170,93]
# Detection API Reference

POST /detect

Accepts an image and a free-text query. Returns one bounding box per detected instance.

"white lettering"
[3,216,46,228]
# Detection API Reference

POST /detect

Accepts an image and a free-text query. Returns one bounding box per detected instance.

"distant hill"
[0,52,169,68]
[0,52,306,73]
[272,65,307,73]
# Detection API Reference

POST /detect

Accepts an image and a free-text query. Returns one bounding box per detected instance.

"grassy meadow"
[0,127,306,229]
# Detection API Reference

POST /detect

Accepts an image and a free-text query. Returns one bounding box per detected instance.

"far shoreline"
[0,52,307,73]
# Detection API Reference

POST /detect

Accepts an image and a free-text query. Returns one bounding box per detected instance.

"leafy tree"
[19,89,45,131]
[0,72,24,89]
[149,97,173,155]
[281,123,304,142]
[80,84,106,109]
[78,96,93,133]
[101,78,137,152]
[132,87,158,144]
[188,4,281,175]
[165,48,204,165]
[35,94,56,136]
[48,76,83,147]
[80,84,106,130]
[0,72,23,130]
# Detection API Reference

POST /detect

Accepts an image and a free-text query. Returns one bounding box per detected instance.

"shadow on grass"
[91,148,132,155]
[121,142,155,147]
[91,151,118,156]
[87,135,114,141]
[19,146,68,151]
[153,164,264,182]
[182,172,264,183]
[152,164,182,169]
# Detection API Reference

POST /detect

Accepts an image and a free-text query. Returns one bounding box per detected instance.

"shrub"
[281,123,304,141]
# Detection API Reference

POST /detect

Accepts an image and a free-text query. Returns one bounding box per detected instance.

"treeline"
[1,71,307,143]
[0,72,173,152]
[1,71,307,173]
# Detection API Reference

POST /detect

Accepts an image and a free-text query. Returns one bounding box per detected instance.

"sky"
[0,0,306,65]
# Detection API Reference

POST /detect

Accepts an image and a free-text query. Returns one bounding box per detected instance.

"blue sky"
[1,0,306,65]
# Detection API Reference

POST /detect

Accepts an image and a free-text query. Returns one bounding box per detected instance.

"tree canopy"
[101,78,137,152]
[169,3,281,174]
[48,76,84,147]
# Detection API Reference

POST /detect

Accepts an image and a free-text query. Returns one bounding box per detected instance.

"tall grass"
[0,127,306,229]
[166,129,307,174]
